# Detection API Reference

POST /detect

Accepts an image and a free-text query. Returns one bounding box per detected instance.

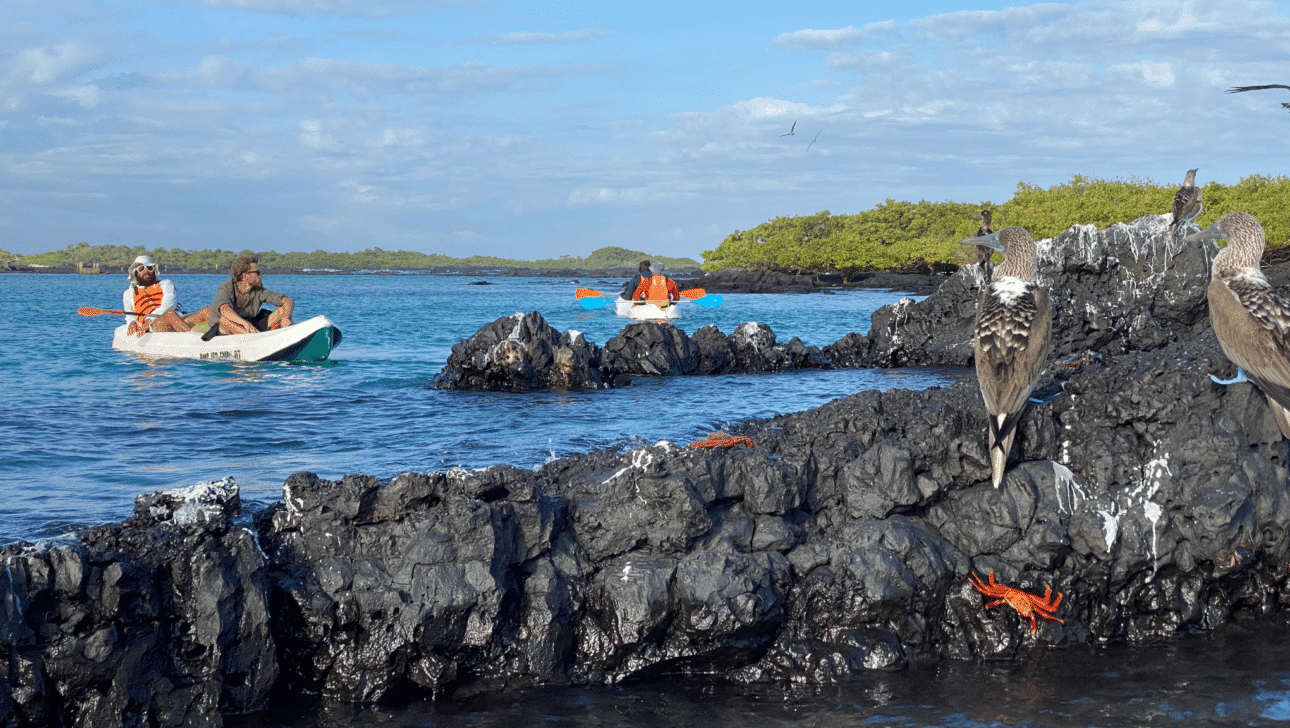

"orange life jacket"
[638,274,674,304]
[133,283,164,322]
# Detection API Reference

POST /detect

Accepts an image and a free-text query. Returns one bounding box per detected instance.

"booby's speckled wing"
[1171,186,1201,230]
[1210,276,1290,407]
[974,282,1053,428]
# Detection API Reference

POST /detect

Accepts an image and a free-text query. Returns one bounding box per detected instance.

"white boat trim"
[112,314,342,362]
[622,300,682,321]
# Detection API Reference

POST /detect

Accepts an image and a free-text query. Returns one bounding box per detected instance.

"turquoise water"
[0,272,955,545]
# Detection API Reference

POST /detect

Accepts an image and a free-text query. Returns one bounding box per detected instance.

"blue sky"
[3,0,1290,261]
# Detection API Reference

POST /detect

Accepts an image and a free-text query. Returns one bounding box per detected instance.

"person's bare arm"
[218,304,259,334]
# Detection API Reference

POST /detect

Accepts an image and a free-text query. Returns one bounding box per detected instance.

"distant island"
[7,174,1288,278]
[0,245,701,276]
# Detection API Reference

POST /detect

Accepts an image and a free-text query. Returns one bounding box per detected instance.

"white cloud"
[775,26,865,51]
[187,56,253,86]
[567,187,653,205]
[298,119,336,149]
[191,0,475,18]
[53,84,99,108]
[472,28,614,46]
[375,127,424,148]
[7,42,98,86]
[251,57,605,99]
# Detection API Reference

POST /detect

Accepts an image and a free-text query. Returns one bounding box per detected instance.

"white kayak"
[615,298,681,321]
[112,315,343,362]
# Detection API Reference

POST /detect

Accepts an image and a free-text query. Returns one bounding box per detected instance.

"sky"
[3,0,1290,262]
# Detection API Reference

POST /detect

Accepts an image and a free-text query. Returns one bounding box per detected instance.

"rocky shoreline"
[7,214,1290,726]
[4,261,944,294]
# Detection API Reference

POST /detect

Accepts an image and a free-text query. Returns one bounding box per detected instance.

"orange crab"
[687,432,755,450]
[968,571,1064,635]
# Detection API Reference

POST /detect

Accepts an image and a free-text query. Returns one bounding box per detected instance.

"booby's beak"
[961,232,1003,252]
[1182,221,1226,244]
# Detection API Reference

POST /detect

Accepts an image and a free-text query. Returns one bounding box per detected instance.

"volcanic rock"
[860,215,1217,367]
[433,311,626,390]
[434,315,833,391]
[248,331,1290,700]
[0,478,276,727]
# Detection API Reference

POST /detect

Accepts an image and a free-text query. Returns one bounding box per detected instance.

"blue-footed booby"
[1226,85,1290,112]
[1170,168,1202,234]
[973,210,994,270]
[781,120,796,136]
[964,226,1053,488]
[1185,212,1290,439]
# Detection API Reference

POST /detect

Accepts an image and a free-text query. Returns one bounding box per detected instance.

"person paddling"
[203,256,294,339]
[632,262,681,307]
[621,260,652,302]
[123,255,209,337]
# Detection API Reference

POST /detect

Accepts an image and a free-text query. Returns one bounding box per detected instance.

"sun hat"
[130,254,156,273]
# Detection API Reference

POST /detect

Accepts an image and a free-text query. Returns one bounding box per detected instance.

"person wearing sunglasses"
[122,255,209,337]
[203,255,294,338]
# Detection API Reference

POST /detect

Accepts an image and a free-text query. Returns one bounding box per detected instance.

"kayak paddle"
[575,287,707,300]
[578,297,612,310]
[78,307,162,318]
[685,294,722,307]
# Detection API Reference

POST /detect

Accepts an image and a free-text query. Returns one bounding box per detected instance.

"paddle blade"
[689,294,723,307]
[575,288,607,299]
[679,288,707,300]
[78,307,124,317]
[579,297,611,309]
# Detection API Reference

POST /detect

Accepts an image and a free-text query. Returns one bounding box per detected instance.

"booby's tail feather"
[986,412,1023,488]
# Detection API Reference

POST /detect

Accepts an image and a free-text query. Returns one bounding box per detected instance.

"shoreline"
[4,263,947,294]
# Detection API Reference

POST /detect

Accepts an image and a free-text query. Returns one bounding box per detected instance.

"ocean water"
[253,615,1290,727]
[0,272,953,545]
[8,271,1290,726]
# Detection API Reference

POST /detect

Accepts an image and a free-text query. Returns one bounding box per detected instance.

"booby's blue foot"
[1028,384,1065,405]
[1210,368,1249,386]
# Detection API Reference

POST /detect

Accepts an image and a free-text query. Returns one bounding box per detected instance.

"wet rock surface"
[9,214,1290,724]
[253,332,1290,702]
[433,313,834,391]
[861,215,1219,367]
[0,478,276,727]
[433,311,629,391]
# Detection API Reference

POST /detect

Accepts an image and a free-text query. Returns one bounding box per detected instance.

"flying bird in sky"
[781,120,796,136]
[1227,85,1290,111]
[806,129,822,151]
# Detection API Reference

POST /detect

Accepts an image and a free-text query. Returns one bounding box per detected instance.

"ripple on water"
[1,274,942,543]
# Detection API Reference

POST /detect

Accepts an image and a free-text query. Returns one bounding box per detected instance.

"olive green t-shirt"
[209,279,285,329]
